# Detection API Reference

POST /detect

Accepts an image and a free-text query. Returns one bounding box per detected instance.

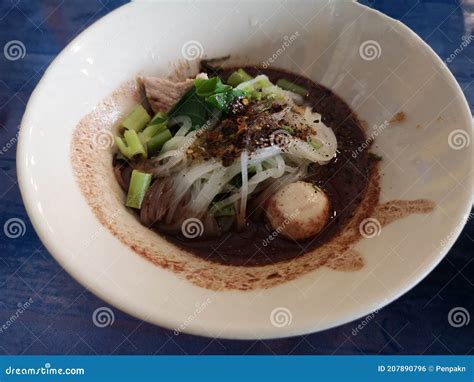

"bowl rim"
[17,0,473,339]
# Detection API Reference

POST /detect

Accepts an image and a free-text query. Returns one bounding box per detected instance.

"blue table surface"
[0,0,472,355]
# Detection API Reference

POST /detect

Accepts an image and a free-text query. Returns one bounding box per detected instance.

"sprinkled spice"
[190,97,313,166]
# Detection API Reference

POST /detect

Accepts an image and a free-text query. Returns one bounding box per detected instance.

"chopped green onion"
[115,130,147,159]
[126,170,152,209]
[276,79,308,96]
[147,129,172,155]
[148,111,167,126]
[141,120,168,142]
[121,104,151,132]
[227,69,253,87]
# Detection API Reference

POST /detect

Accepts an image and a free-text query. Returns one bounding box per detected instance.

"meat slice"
[141,73,208,113]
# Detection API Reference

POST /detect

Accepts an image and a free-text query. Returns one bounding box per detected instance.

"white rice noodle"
[188,167,228,216]
[170,116,192,136]
[147,151,187,176]
[164,160,222,222]
[303,107,337,160]
[237,151,249,230]
[253,163,309,207]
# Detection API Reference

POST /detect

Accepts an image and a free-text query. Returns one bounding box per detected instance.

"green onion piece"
[148,111,167,126]
[141,121,167,142]
[227,69,253,87]
[214,203,236,217]
[205,89,246,111]
[310,138,322,150]
[276,79,308,96]
[126,170,152,209]
[115,130,147,159]
[205,93,229,110]
[121,104,151,132]
[147,129,172,155]
[122,104,151,132]
[195,77,231,97]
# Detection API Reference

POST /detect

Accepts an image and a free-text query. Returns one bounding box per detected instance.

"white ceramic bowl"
[17,0,472,339]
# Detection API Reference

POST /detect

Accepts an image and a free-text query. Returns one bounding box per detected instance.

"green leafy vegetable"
[115,129,147,159]
[276,79,308,96]
[168,87,212,127]
[195,77,231,97]
[147,129,173,155]
[121,104,151,132]
[141,112,168,142]
[126,170,152,209]
[195,77,247,111]
[205,88,246,111]
[148,111,167,126]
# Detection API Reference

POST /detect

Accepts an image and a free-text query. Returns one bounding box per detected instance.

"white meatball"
[265,181,330,240]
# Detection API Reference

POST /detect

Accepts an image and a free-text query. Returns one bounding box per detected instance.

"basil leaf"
[168,87,211,127]
[195,77,231,97]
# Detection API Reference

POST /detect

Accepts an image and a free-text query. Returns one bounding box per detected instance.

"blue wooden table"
[0,0,472,355]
